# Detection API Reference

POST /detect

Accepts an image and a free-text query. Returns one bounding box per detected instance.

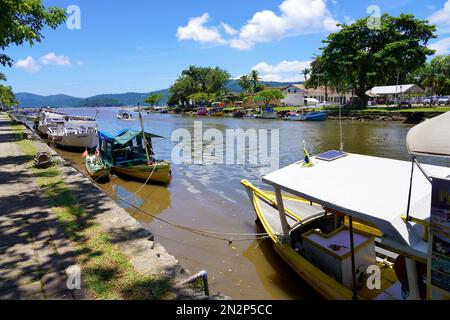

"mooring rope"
[68,164,270,243]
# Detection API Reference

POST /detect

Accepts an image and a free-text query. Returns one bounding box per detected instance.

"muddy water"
[54,107,448,300]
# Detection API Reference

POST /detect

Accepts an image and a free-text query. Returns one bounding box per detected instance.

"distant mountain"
[15,80,302,108]
[15,93,83,108]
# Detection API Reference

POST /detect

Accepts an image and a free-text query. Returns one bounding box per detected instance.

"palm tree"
[0,73,6,82]
[301,68,310,88]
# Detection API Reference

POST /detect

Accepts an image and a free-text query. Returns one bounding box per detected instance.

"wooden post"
[274,187,290,239]
[349,216,357,300]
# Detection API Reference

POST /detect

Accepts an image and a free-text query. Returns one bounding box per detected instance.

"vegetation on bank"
[305,14,437,107]
[11,122,173,300]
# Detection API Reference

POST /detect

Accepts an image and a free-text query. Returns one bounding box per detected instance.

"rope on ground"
[69,164,270,243]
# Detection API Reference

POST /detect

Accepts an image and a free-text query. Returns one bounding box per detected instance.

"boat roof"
[407,111,450,158]
[99,128,163,144]
[262,153,450,257]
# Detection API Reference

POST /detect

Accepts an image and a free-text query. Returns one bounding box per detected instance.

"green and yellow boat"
[98,128,171,185]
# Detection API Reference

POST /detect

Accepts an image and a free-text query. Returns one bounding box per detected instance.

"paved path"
[0,113,82,300]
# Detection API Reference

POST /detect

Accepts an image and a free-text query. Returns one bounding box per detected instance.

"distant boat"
[232,107,245,118]
[255,106,277,119]
[85,153,111,181]
[209,102,225,117]
[197,107,208,116]
[117,110,134,120]
[98,124,171,185]
[285,108,327,121]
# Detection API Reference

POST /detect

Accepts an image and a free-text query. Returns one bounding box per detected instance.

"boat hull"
[113,161,171,184]
[287,111,327,121]
[255,112,277,119]
[51,131,98,150]
[85,157,111,181]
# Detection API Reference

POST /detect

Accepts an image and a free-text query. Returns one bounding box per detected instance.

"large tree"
[253,89,285,107]
[0,0,67,66]
[168,66,230,107]
[0,74,17,109]
[317,14,436,107]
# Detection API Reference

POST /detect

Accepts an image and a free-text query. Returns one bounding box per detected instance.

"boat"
[98,107,171,185]
[241,113,450,300]
[232,107,245,118]
[36,110,67,136]
[117,110,134,120]
[197,107,208,116]
[85,151,111,181]
[47,119,98,150]
[285,108,327,121]
[254,106,277,119]
[209,102,225,117]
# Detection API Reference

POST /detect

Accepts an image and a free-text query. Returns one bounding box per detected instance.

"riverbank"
[326,107,449,123]
[0,112,228,300]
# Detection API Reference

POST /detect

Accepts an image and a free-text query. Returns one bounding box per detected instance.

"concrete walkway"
[0,113,81,300]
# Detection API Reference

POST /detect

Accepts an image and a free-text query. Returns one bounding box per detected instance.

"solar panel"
[316,150,348,162]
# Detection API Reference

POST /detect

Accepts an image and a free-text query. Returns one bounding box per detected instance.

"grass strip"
[10,121,173,300]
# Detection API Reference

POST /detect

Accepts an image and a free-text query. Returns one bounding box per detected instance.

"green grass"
[11,122,173,300]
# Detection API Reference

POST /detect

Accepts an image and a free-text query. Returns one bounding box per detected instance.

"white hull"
[50,131,98,149]
[255,112,277,119]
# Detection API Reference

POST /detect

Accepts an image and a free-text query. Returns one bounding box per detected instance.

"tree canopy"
[311,13,436,107]
[239,70,264,95]
[253,89,285,106]
[0,0,67,66]
[408,55,450,96]
[0,74,18,108]
[144,93,163,107]
[168,66,230,107]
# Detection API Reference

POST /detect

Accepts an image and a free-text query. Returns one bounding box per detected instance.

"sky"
[2,0,450,98]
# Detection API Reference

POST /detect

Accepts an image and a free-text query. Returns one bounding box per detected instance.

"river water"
[55,107,448,300]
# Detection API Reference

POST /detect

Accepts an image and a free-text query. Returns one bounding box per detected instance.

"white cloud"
[40,52,71,66]
[76,60,83,66]
[176,13,225,44]
[429,37,450,56]
[220,22,238,36]
[177,0,339,50]
[252,60,312,82]
[428,0,450,34]
[15,56,41,73]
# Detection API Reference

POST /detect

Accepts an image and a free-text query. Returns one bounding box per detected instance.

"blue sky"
[2,0,450,97]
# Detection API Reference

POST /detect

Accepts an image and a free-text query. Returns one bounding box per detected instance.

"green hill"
[15,80,302,108]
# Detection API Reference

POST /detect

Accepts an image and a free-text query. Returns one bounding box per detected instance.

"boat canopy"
[99,128,163,145]
[406,111,450,158]
[262,153,450,259]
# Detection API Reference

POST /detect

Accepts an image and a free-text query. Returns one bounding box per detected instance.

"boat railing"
[241,179,305,223]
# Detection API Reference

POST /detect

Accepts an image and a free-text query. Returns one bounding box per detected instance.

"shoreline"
[0,112,229,300]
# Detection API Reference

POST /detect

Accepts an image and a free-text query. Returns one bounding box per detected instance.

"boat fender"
[393,256,427,300]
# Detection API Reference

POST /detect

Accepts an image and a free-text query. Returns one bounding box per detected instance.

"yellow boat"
[241,151,450,300]
[98,128,171,185]
[113,160,171,184]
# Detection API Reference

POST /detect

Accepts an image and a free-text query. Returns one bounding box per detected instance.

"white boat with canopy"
[241,112,450,300]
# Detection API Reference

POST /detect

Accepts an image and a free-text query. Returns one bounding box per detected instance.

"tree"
[253,89,285,107]
[144,94,163,107]
[0,0,67,66]
[318,14,436,107]
[0,85,18,109]
[239,75,253,94]
[301,68,311,88]
[187,92,216,106]
[168,66,230,107]
[408,55,450,96]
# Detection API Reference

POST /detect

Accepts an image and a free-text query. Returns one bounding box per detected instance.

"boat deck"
[254,191,325,234]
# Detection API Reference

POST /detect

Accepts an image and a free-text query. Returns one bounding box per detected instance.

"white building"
[281,84,306,106]
[281,84,351,106]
